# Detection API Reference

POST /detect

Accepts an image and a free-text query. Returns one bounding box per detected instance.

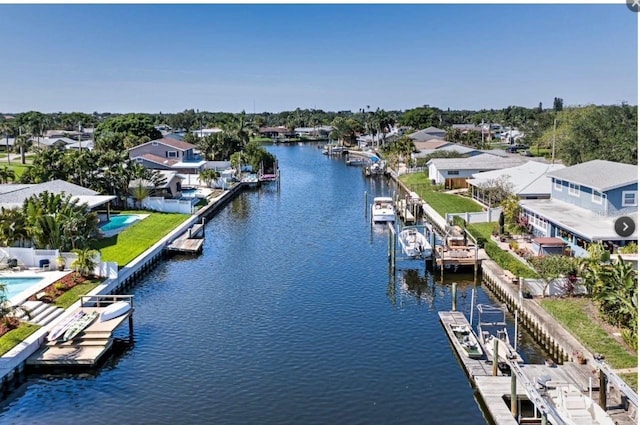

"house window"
[447,170,459,176]
[167,151,178,158]
[554,179,562,191]
[568,182,579,197]
[152,141,158,146]
[622,191,637,207]
[592,189,603,204]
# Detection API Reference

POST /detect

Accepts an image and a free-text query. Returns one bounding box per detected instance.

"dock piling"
[511,371,518,417]
[492,338,499,376]
[451,282,457,311]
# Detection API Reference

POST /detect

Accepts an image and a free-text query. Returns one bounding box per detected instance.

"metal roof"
[546,160,638,192]
[467,161,565,196]
[427,153,528,170]
[520,198,638,241]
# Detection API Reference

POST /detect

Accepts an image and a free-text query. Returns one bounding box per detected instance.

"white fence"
[0,247,106,277]
[140,197,195,214]
[446,208,502,224]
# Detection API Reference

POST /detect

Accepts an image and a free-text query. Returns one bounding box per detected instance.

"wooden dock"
[166,222,205,254]
[28,297,133,368]
[439,310,631,425]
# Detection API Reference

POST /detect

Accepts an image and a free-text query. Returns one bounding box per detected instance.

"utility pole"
[551,118,557,164]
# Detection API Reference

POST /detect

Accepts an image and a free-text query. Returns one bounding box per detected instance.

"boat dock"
[440,310,634,425]
[27,295,133,368]
[166,220,205,254]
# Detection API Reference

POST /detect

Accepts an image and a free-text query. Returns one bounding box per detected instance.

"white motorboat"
[371,197,396,223]
[398,227,432,258]
[548,383,616,425]
[476,304,523,364]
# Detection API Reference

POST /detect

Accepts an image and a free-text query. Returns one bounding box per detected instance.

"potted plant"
[55,255,66,271]
[573,350,587,364]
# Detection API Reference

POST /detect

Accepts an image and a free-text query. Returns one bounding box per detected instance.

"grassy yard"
[3,163,31,179]
[399,173,483,216]
[0,323,40,356]
[54,281,101,309]
[540,297,637,388]
[93,211,190,267]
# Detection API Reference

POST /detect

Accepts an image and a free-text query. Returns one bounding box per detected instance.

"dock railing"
[80,294,134,308]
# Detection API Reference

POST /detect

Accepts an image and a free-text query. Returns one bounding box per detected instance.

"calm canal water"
[0,143,547,424]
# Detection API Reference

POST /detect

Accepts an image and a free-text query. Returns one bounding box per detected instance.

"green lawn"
[54,281,101,309]
[540,298,637,370]
[399,173,483,216]
[93,211,190,267]
[1,162,31,179]
[0,323,40,356]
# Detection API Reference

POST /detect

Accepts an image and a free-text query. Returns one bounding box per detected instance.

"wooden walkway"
[439,310,631,425]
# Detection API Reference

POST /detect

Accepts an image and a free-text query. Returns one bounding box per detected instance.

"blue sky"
[0,4,636,114]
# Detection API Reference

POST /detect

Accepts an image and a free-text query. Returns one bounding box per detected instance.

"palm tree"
[129,182,150,209]
[71,248,99,277]
[199,169,219,187]
[0,166,15,184]
[13,134,31,165]
[0,207,28,247]
[0,120,13,165]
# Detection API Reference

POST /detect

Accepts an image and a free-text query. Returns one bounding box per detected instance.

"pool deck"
[2,269,73,307]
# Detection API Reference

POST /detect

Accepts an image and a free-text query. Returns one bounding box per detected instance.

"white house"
[467,161,565,207]
[427,154,529,188]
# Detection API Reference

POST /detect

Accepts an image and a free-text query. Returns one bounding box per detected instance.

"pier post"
[492,338,499,376]
[510,370,518,417]
[451,282,457,311]
[364,191,368,219]
[599,370,607,409]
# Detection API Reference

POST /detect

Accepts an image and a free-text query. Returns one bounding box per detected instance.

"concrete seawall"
[0,183,247,397]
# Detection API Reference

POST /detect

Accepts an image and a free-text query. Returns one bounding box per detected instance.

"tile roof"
[137,153,179,167]
[546,160,637,191]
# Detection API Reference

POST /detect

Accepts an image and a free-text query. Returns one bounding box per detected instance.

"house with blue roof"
[519,160,637,257]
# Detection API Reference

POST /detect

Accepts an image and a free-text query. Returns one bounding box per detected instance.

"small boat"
[449,323,484,359]
[47,310,86,342]
[346,156,368,166]
[100,301,132,322]
[371,196,396,223]
[240,173,259,187]
[548,383,616,425]
[398,227,432,258]
[476,304,523,364]
[62,311,98,342]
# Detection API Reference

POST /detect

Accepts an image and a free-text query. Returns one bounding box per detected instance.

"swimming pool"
[100,214,142,234]
[0,277,44,301]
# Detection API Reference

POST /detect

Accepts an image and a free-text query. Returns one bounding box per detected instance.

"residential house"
[467,161,566,207]
[128,170,184,199]
[519,160,638,257]
[451,123,482,132]
[0,179,116,216]
[191,128,223,138]
[128,138,206,173]
[407,126,447,142]
[427,154,529,188]
[294,126,334,139]
[259,126,296,139]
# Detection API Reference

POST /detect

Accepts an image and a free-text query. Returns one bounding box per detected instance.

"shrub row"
[483,240,538,278]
